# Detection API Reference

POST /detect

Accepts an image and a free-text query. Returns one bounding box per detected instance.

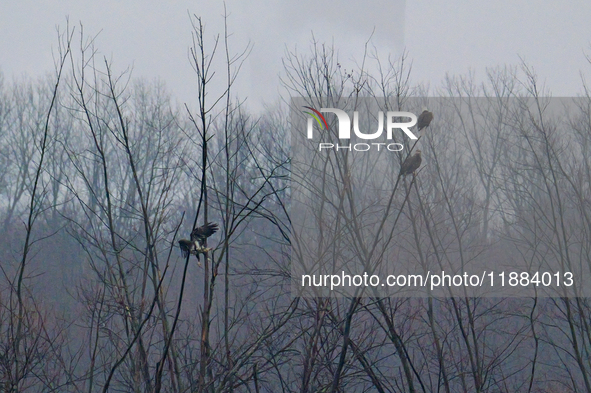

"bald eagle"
[178,222,219,259]
[178,239,196,258]
[191,222,219,250]
[417,109,433,131]
[399,150,422,176]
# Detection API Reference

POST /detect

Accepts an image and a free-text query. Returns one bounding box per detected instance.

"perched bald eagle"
[417,109,433,131]
[399,150,422,176]
[178,222,219,259]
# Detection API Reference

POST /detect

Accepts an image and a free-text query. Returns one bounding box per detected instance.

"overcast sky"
[2,1,591,112]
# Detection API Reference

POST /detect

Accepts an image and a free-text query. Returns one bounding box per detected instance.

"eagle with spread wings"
[179,222,219,259]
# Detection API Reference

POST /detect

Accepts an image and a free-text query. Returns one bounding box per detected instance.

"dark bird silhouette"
[191,222,219,251]
[178,222,219,261]
[399,150,422,176]
[178,239,196,258]
[417,109,434,131]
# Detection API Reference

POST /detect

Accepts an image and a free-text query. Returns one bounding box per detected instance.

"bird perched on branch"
[399,150,422,177]
[417,109,433,132]
[178,222,219,260]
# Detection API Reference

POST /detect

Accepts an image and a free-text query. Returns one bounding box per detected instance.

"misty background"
[2,1,591,392]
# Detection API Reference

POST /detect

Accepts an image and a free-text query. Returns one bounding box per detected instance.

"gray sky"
[2,1,591,111]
